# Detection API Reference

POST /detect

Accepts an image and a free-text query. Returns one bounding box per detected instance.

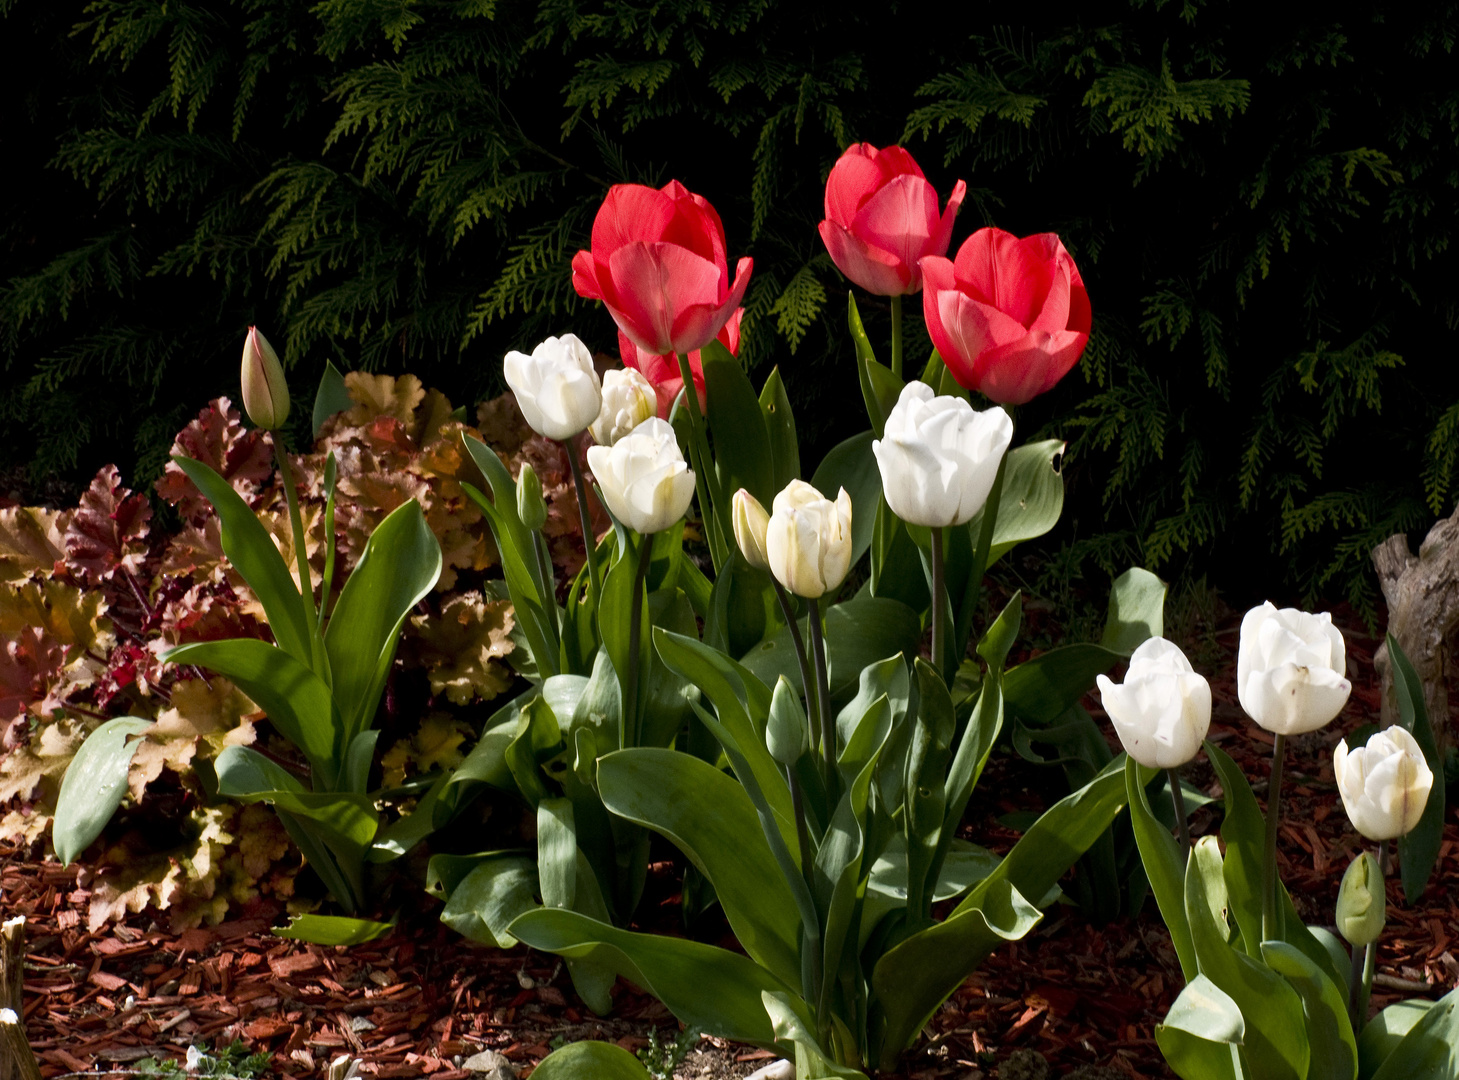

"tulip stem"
[533,531,555,611]
[890,294,903,379]
[565,434,602,600]
[807,603,836,785]
[623,535,654,749]
[773,583,820,750]
[1262,732,1287,943]
[930,526,947,680]
[785,762,827,1036]
[1355,837,1388,1031]
[1166,768,1191,855]
[955,449,1008,670]
[675,352,726,567]
[273,440,320,649]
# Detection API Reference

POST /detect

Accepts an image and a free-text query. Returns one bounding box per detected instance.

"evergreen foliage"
[3,0,1456,612]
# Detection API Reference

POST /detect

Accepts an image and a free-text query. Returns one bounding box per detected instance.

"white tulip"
[1333,726,1434,841]
[732,488,771,571]
[585,417,695,535]
[764,479,853,599]
[503,334,602,441]
[1236,601,1351,735]
[1096,637,1211,769]
[872,381,1013,528]
[590,366,656,447]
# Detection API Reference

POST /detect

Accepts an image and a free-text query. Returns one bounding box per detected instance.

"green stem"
[533,530,556,610]
[785,763,826,1040]
[564,434,601,600]
[1167,768,1191,855]
[1357,837,1389,1029]
[623,535,655,749]
[675,352,726,568]
[773,583,819,747]
[273,441,320,659]
[930,526,947,681]
[890,294,903,379]
[316,453,337,633]
[807,603,835,788]
[954,449,1008,670]
[1262,732,1287,943]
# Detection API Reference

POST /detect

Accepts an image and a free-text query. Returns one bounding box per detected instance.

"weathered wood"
[328,1056,359,1080]
[1372,502,1459,753]
[0,918,24,1080]
[0,1009,41,1080]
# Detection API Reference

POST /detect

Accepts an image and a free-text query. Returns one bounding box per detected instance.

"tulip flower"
[572,180,751,357]
[516,462,547,532]
[1333,726,1434,841]
[766,676,809,766]
[1335,851,1386,948]
[732,488,771,571]
[240,326,290,430]
[765,479,852,601]
[617,310,741,419]
[872,382,1012,528]
[585,417,696,536]
[502,334,603,442]
[1096,638,1212,770]
[590,367,656,448]
[818,143,966,298]
[1237,602,1351,736]
[921,227,1091,405]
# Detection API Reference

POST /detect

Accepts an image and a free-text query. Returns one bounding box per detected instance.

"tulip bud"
[1333,726,1434,841]
[517,463,547,531]
[1096,637,1211,769]
[1236,601,1351,735]
[1335,851,1386,947]
[872,381,1013,528]
[766,676,809,766]
[240,326,290,430]
[590,367,656,447]
[584,417,696,535]
[503,334,603,441]
[764,480,853,600]
[732,488,771,571]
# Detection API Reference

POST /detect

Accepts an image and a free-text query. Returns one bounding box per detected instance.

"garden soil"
[3,600,1456,1080]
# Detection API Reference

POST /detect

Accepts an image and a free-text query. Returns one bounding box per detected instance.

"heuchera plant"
[453,147,1174,1075]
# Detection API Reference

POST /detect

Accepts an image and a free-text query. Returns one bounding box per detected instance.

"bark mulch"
[2,603,1456,1079]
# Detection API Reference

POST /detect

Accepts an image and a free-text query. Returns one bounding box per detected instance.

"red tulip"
[619,310,742,419]
[818,143,966,296]
[920,227,1091,405]
[572,180,752,357]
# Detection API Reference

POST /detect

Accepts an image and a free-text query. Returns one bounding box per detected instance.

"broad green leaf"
[811,431,880,571]
[369,770,447,862]
[509,907,805,1046]
[1185,837,1309,1080]
[538,798,577,909]
[272,914,393,945]
[1368,986,1459,1080]
[1358,999,1435,1077]
[740,597,921,705]
[1259,940,1357,1080]
[441,854,539,948]
[704,339,775,507]
[598,748,801,989]
[758,367,800,494]
[53,717,152,865]
[1155,975,1252,1080]
[904,660,955,922]
[1101,567,1166,654]
[531,1041,652,1080]
[341,729,378,795]
[504,696,564,807]
[311,359,354,438]
[165,638,340,785]
[171,456,312,667]
[849,293,899,437]
[962,440,1065,569]
[214,745,377,852]
[1126,756,1196,980]
[863,837,1001,949]
[1389,634,1445,903]
[325,499,441,744]
[763,991,868,1080]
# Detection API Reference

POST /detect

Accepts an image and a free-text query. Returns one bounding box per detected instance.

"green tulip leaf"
[530,1041,652,1080]
[1259,940,1357,1080]
[758,366,801,494]
[1154,975,1252,1080]
[311,359,354,438]
[271,914,393,945]
[962,439,1065,569]
[1358,999,1436,1077]
[170,456,313,668]
[53,716,152,866]
[1368,986,1459,1080]
[509,907,806,1046]
[810,430,881,571]
[440,854,540,948]
[1388,633,1446,903]
[1126,756,1197,980]
[704,338,775,507]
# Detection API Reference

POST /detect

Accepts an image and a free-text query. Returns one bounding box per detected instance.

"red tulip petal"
[717,307,743,355]
[873,144,927,183]
[1028,258,1072,335]
[663,186,728,271]
[934,290,1028,373]
[606,242,724,356]
[820,219,912,296]
[972,329,1090,405]
[825,146,884,224]
[951,227,1018,307]
[852,174,940,284]
[571,249,607,301]
[668,255,752,354]
[1067,277,1092,334]
[592,185,676,255]
[929,179,967,261]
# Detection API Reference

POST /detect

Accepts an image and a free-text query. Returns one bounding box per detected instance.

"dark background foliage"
[3,0,1456,613]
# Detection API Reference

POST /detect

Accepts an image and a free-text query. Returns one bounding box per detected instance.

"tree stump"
[1372,503,1459,755]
